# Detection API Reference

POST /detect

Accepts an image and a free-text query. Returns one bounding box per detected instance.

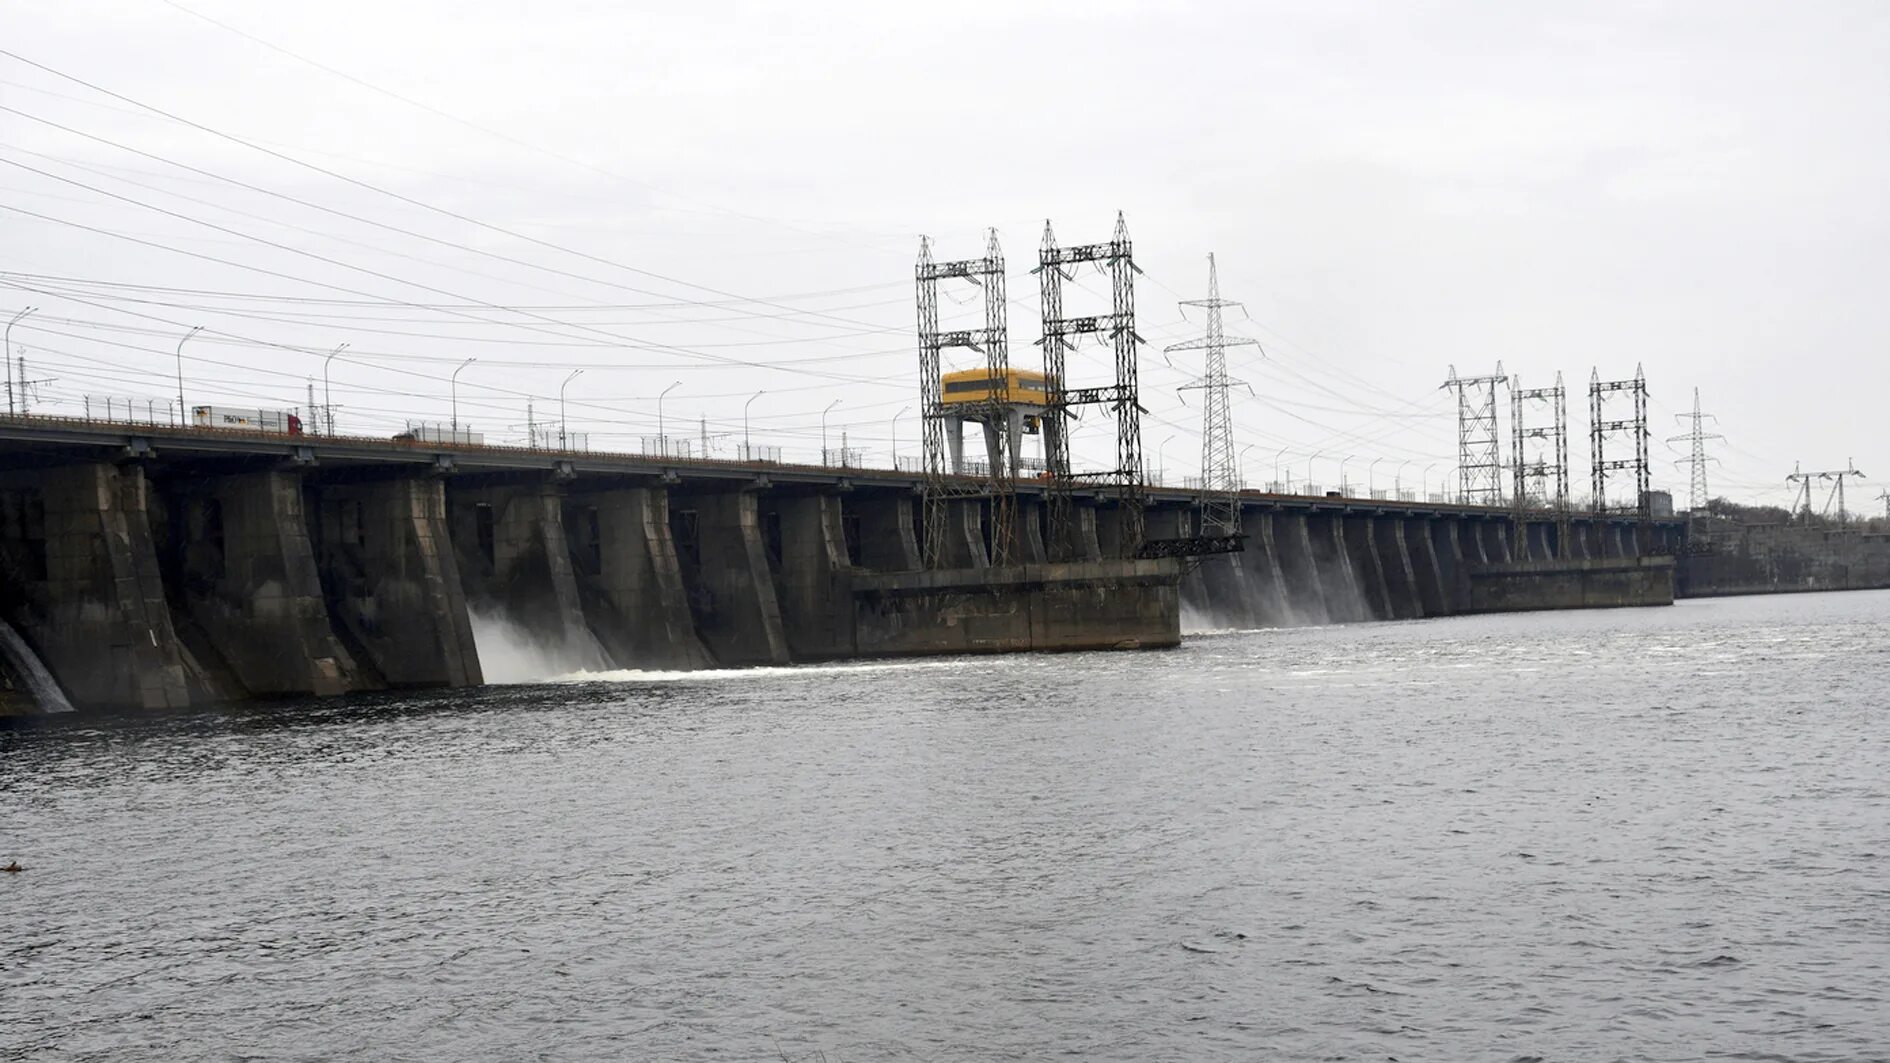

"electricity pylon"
[1667,387,1722,515]
[1165,253,1257,539]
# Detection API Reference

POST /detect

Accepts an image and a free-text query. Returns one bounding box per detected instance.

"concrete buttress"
[1371,516,1423,619]
[673,489,789,666]
[853,492,921,572]
[170,470,363,697]
[315,477,482,688]
[1342,515,1393,620]
[565,487,709,669]
[767,494,855,661]
[1404,517,1450,617]
[449,482,593,656]
[20,463,190,709]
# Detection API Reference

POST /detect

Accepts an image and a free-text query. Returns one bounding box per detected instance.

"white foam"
[549,658,987,685]
[470,609,612,685]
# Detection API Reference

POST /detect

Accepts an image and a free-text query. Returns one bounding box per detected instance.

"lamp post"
[1238,443,1256,490]
[1158,434,1175,486]
[658,380,680,455]
[1274,445,1289,492]
[822,398,841,463]
[6,306,37,417]
[892,404,910,467]
[743,389,764,461]
[1308,450,1322,491]
[175,325,203,426]
[1395,459,1414,499]
[559,369,583,450]
[321,342,348,436]
[449,357,476,440]
[1339,454,1353,496]
[1368,457,1384,496]
[1424,461,1440,501]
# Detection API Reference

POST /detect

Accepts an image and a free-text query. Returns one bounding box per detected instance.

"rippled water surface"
[5,591,1889,1061]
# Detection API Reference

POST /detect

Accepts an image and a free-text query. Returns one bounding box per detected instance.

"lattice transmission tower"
[1667,387,1723,516]
[1036,213,1145,560]
[1589,365,1651,515]
[915,230,1015,568]
[1510,372,1568,556]
[1441,364,1507,505]
[1165,253,1257,540]
[1511,372,1568,509]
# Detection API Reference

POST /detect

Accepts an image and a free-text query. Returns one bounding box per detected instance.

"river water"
[4,591,1888,1061]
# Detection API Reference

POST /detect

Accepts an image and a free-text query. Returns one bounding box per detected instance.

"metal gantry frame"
[1510,371,1568,555]
[1589,365,1651,539]
[1788,460,1868,523]
[916,230,1015,567]
[1442,364,1507,505]
[1166,253,1256,544]
[1036,213,1145,560]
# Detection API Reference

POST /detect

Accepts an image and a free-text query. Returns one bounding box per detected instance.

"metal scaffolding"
[1442,364,1507,505]
[915,230,1014,567]
[1036,213,1145,560]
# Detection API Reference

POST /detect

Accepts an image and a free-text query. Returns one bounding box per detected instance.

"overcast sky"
[4,0,1886,510]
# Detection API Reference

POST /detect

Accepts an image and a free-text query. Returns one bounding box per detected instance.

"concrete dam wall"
[1174,509,1678,629]
[0,421,1688,713]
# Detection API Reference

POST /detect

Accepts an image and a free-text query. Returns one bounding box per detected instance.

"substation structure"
[0,416,1685,712]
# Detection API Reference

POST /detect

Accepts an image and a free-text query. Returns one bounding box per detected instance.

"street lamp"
[1308,450,1322,491]
[559,369,583,450]
[743,389,764,461]
[658,380,681,455]
[450,356,476,440]
[1274,445,1289,491]
[1395,459,1414,498]
[1339,454,1353,496]
[1424,461,1440,501]
[822,398,841,463]
[892,404,910,467]
[1238,443,1257,490]
[176,325,203,426]
[1158,434,1175,486]
[322,342,348,436]
[1369,457,1384,496]
[6,306,37,417]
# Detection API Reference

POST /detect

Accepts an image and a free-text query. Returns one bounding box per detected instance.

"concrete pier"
[315,477,483,689]
[765,493,855,661]
[672,489,789,666]
[854,492,921,573]
[10,464,192,709]
[450,481,592,655]
[1272,511,1332,624]
[565,487,709,669]
[1372,517,1423,620]
[166,470,361,697]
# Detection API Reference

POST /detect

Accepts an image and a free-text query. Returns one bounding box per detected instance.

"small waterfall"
[0,617,75,714]
[469,608,611,684]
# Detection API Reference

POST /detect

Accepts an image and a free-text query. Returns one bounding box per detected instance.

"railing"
[0,410,1642,517]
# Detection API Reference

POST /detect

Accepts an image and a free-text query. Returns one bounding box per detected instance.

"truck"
[394,423,484,446]
[191,406,303,434]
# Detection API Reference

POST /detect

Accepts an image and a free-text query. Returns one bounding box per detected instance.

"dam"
[0,415,1690,713]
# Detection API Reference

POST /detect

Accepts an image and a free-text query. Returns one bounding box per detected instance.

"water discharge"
[467,608,611,684]
[0,617,73,713]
